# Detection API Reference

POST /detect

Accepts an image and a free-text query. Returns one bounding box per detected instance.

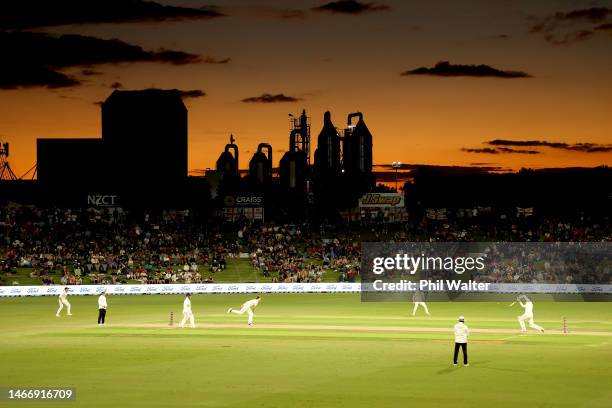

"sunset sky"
[1,0,611,178]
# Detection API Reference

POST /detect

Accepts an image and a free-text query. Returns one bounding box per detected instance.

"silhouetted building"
[249,143,272,185]
[102,89,187,184]
[289,110,311,165]
[311,110,374,212]
[313,111,341,176]
[405,166,612,217]
[34,89,190,207]
[37,138,103,185]
[343,111,374,195]
[277,110,310,194]
[216,135,239,177]
[280,143,307,193]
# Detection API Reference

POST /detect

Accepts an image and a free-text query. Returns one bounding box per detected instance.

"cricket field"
[1,294,611,407]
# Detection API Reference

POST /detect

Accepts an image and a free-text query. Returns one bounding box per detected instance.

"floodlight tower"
[0,142,18,180]
[391,161,402,191]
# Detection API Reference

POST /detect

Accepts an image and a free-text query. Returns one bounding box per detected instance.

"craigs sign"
[223,195,264,207]
[359,193,404,208]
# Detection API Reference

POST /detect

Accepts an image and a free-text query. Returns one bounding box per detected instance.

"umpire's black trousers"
[453,342,468,364]
[98,308,106,324]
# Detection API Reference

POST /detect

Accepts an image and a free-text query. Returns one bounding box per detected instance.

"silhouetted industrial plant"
[212,108,375,219]
[1,89,609,221]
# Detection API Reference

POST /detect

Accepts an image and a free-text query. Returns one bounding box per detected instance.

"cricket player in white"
[412,290,430,316]
[179,293,195,328]
[227,296,260,326]
[517,295,545,333]
[453,315,469,366]
[97,291,107,325]
[56,287,72,317]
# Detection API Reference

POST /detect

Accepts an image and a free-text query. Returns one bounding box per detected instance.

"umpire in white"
[453,315,469,366]
[97,290,108,325]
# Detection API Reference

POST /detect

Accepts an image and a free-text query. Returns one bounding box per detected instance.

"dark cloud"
[312,1,389,15]
[94,88,206,104]
[241,93,301,103]
[462,147,540,155]
[488,139,612,153]
[110,81,123,89]
[544,29,594,45]
[237,6,309,21]
[555,7,611,23]
[0,31,210,89]
[489,139,567,148]
[566,143,612,153]
[0,66,80,89]
[401,61,530,78]
[0,0,224,29]
[264,8,308,20]
[595,23,612,31]
[531,7,611,33]
[276,9,308,19]
[175,89,206,99]
[201,56,231,64]
[81,69,102,76]
[530,7,611,45]
[373,163,507,176]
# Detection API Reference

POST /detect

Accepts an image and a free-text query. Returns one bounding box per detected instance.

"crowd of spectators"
[1,206,224,285]
[1,204,610,285]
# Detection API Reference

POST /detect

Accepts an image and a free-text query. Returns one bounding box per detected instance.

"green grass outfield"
[1,294,611,408]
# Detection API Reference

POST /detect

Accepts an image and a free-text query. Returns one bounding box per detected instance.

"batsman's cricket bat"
[509,301,516,307]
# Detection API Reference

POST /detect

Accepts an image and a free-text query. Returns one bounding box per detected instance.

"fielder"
[179,293,195,328]
[56,287,72,317]
[412,289,430,316]
[516,295,544,333]
[227,296,261,326]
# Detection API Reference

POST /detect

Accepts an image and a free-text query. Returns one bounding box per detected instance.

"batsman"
[513,294,545,333]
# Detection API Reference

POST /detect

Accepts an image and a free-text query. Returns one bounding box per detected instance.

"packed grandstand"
[1,205,610,286]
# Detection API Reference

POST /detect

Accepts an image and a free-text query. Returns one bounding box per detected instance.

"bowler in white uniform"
[517,295,544,333]
[179,293,196,328]
[56,287,72,317]
[227,296,261,326]
[453,315,469,366]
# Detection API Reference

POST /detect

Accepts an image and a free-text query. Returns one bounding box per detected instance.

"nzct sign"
[87,195,119,207]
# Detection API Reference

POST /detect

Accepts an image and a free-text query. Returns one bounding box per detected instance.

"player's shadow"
[436,361,528,375]
[436,366,458,375]
[436,361,486,375]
